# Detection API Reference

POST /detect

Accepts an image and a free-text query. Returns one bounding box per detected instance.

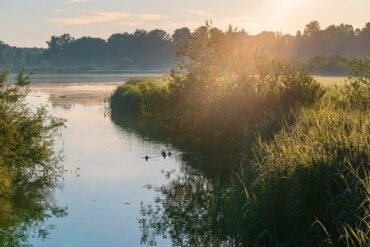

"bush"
[345,55,370,109]
[110,25,324,153]
[0,70,66,245]
[110,76,171,118]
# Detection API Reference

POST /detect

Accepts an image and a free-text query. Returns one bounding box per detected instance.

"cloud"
[188,9,212,17]
[50,11,168,26]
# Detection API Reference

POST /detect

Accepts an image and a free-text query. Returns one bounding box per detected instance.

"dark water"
[15,74,233,247]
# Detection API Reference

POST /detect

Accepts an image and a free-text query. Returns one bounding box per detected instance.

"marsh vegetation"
[111,24,370,246]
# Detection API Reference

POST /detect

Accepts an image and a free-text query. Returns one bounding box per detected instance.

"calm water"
[22,74,223,247]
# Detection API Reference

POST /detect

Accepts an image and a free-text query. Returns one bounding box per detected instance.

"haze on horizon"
[1,0,369,48]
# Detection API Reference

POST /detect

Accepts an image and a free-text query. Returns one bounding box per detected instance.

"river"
[21,74,231,247]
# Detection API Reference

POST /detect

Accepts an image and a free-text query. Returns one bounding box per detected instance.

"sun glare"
[255,0,308,31]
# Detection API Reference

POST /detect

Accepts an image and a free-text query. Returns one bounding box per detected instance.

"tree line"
[1,21,370,73]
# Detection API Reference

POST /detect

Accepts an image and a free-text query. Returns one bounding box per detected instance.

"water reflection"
[31,83,119,109]
[8,73,162,84]
[111,111,244,246]
[21,81,243,246]
[0,168,67,246]
[27,82,176,246]
[137,157,245,247]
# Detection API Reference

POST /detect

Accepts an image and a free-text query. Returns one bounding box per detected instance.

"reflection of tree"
[0,176,67,246]
[139,161,245,247]
[112,103,245,246]
[0,71,67,246]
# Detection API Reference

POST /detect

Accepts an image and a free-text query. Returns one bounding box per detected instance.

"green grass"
[237,86,370,246]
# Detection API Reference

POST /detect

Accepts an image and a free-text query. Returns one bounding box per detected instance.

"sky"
[0,0,369,48]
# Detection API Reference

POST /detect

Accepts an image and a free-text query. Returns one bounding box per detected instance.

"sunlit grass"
[314,76,347,86]
[238,84,370,245]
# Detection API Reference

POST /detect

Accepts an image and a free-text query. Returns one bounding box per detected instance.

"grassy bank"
[237,86,370,245]
[111,76,370,246]
[110,25,370,246]
[110,62,323,153]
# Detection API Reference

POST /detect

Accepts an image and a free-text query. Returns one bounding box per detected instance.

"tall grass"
[237,82,370,246]
[110,26,370,245]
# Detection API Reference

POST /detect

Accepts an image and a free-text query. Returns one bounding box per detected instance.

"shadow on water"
[110,113,238,179]
[111,114,247,247]
[0,174,67,246]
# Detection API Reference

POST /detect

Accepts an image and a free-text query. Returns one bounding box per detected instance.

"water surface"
[22,74,224,247]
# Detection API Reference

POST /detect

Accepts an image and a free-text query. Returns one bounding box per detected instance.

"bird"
[161,150,167,159]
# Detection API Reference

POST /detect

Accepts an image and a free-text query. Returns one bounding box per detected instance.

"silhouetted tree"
[172,27,191,46]
[2,21,370,73]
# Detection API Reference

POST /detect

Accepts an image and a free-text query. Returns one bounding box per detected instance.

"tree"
[47,33,74,51]
[303,21,321,38]
[172,27,191,46]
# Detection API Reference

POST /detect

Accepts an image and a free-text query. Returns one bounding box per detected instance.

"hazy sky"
[0,0,369,47]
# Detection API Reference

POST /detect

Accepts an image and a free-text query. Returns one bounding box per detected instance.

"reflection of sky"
[27,84,178,247]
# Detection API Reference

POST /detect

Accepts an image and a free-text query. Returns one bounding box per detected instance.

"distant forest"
[1,21,370,74]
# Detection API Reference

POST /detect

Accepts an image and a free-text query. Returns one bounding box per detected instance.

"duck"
[161,150,167,159]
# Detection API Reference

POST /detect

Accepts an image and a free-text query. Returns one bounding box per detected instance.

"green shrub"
[110,26,324,152]
[0,70,66,245]
[345,55,370,109]
[110,76,171,118]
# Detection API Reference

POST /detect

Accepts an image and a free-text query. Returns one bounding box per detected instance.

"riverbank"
[110,53,370,246]
[110,62,322,154]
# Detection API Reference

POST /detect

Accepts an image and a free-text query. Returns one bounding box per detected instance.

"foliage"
[345,55,370,108]
[42,29,182,70]
[306,55,351,75]
[136,84,370,247]
[111,25,370,247]
[2,21,370,73]
[236,85,370,246]
[0,42,43,71]
[110,25,324,153]
[0,70,66,246]
[110,76,171,118]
